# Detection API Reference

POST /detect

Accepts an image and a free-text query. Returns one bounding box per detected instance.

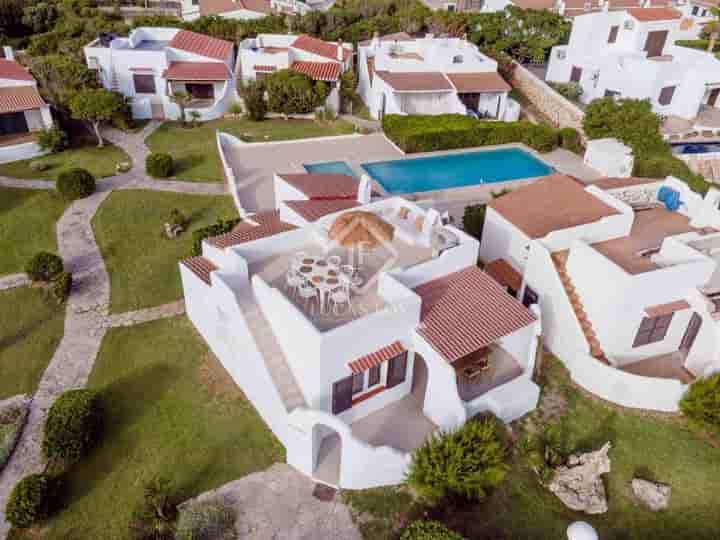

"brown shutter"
[386,352,408,389]
[658,86,676,106]
[570,66,583,83]
[608,26,619,44]
[332,376,354,414]
[644,30,668,58]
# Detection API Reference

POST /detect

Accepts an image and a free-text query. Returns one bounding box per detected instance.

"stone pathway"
[125,178,227,195]
[181,464,362,540]
[0,177,54,190]
[103,121,161,170]
[104,300,186,328]
[0,274,30,291]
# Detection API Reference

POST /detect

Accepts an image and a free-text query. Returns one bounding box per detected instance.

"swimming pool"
[360,148,553,194]
[304,160,358,178]
[671,142,720,155]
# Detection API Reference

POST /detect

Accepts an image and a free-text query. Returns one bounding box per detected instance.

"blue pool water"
[304,160,358,178]
[360,148,553,194]
[671,142,720,155]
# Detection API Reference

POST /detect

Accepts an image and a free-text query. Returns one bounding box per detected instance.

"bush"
[25,251,63,282]
[169,208,187,229]
[675,39,720,52]
[406,417,509,503]
[129,477,177,540]
[558,127,582,153]
[462,204,486,241]
[241,80,266,121]
[37,126,68,154]
[191,217,242,256]
[227,101,243,116]
[680,373,720,430]
[549,81,583,103]
[400,520,465,540]
[42,389,103,470]
[175,501,235,540]
[50,271,72,304]
[265,69,328,115]
[29,160,50,172]
[146,153,174,178]
[56,168,96,201]
[5,474,54,529]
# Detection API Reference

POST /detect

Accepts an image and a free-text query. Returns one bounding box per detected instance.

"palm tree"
[705,7,720,53]
[170,90,193,126]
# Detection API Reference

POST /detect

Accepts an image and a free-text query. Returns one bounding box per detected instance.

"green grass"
[0,144,131,181]
[0,287,65,400]
[145,118,355,182]
[92,190,237,313]
[0,187,69,276]
[40,316,283,540]
[344,357,720,540]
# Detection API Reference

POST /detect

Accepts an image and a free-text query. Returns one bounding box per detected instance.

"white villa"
[238,34,353,112]
[83,28,236,121]
[179,0,334,19]
[0,47,53,164]
[179,173,542,488]
[480,173,720,412]
[357,33,520,121]
[546,7,720,127]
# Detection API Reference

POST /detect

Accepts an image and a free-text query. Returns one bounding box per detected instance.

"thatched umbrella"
[328,211,394,250]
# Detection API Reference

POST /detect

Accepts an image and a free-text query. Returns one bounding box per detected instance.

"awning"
[254,64,277,72]
[0,86,46,114]
[129,67,155,73]
[290,60,341,82]
[644,300,691,318]
[446,72,511,94]
[348,341,406,374]
[162,61,230,81]
[485,258,522,292]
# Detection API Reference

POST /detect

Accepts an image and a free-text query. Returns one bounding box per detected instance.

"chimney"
[337,41,344,62]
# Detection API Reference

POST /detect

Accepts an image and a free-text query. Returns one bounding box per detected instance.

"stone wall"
[510,62,586,139]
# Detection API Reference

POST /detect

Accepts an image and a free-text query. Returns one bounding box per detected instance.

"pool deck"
[222,132,601,222]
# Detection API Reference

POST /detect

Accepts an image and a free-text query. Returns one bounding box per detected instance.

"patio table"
[296,256,344,314]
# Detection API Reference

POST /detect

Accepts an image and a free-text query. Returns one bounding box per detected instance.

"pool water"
[304,160,358,177]
[671,142,720,155]
[361,148,553,194]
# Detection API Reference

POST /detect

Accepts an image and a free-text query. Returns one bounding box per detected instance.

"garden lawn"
[345,356,720,540]
[0,187,68,276]
[145,118,355,182]
[41,316,283,540]
[0,144,130,181]
[0,287,65,400]
[92,190,237,313]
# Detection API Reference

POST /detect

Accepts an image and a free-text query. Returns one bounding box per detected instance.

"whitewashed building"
[479,173,720,412]
[546,8,720,122]
[180,164,542,488]
[180,0,334,19]
[84,28,236,121]
[0,47,53,164]
[357,33,519,120]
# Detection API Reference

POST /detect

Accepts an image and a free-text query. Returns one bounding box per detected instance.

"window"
[658,86,676,106]
[387,352,408,388]
[608,25,619,44]
[692,5,699,14]
[522,286,538,308]
[368,365,381,387]
[133,74,156,94]
[633,314,673,347]
[351,372,364,395]
[446,3,456,11]
[452,55,463,64]
[570,66,583,83]
[604,89,621,98]
[702,8,708,16]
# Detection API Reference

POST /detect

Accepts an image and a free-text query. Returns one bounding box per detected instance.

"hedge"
[146,152,174,178]
[675,39,720,53]
[51,271,73,304]
[5,473,54,529]
[191,217,242,256]
[25,251,64,282]
[382,114,569,154]
[56,168,96,201]
[400,520,466,540]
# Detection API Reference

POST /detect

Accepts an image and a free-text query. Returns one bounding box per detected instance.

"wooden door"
[0,112,28,136]
[386,352,408,389]
[332,376,353,414]
[644,30,668,58]
[708,88,720,107]
[680,313,702,353]
[570,66,583,83]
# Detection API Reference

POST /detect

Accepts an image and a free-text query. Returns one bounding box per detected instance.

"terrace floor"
[454,346,524,402]
[0,132,36,148]
[618,350,695,384]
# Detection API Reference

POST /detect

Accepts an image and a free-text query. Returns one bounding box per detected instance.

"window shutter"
[332,376,354,414]
[658,86,675,106]
[368,365,381,387]
[570,66,583,83]
[608,26,619,44]
[386,352,408,389]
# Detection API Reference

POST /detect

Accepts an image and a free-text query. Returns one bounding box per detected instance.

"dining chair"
[340,264,355,276]
[285,270,303,297]
[327,255,342,268]
[297,282,318,310]
[329,288,350,314]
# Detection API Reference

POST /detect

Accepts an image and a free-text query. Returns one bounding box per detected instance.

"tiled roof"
[168,30,234,61]
[348,341,406,374]
[0,86,46,114]
[485,259,522,292]
[590,177,663,190]
[446,72,511,93]
[0,59,34,81]
[645,300,690,318]
[254,64,277,72]
[374,71,454,92]
[180,256,217,285]
[200,0,271,15]
[415,266,536,363]
[290,60,341,81]
[512,0,556,8]
[207,210,297,248]
[359,32,413,46]
[489,174,620,239]
[291,34,351,62]
[277,173,358,199]
[163,61,230,81]
[626,7,682,20]
[284,199,359,222]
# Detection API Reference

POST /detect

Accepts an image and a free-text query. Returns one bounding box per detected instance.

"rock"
[164,222,184,238]
[631,478,671,511]
[548,442,611,514]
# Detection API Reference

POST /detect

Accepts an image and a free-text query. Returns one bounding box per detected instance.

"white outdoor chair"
[327,255,342,268]
[291,251,307,270]
[285,270,303,297]
[329,288,350,314]
[340,264,355,276]
[297,282,318,310]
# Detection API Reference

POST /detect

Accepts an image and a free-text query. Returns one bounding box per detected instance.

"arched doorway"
[411,353,429,409]
[312,424,342,486]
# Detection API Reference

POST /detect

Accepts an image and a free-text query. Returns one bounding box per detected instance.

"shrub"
[675,39,720,52]
[462,204,486,241]
[406,417,509,503]
[25,251,63,282]
[29,160,50,172]
[265,69,327,115]
[129,477,177,540]
[400,520,465,540]
[191,217,242,256]
[559,127,582,153]
[56,168,96,201]
[169,208,187,229]
[5,474,54,529]
[228,101,243,116]
[50,271,72,304]
[549,81,583,103]
[175,501,235,540]
[680,373,720,430]
[146,153,174,178]
[42,389,103,470]
[241,80,266,121]
[189,110,202,127]
[37,126,68,154]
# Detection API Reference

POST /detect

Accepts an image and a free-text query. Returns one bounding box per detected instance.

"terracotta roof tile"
[511,0,557,8]
[277,173,358,199]
[0,59,34,81]
[348,341,406,374]
[626,7,682,20]
[200,0,271,15]
[645,300,690,318]
[446,72,511,93]
[359,32,413,46]
[180,256,217,285]
[485,259,522,292]
[254,64,277,72]
[169,30,234,61]
[590,177,663,190]
[207,210,297,248]
[163,61,230,80]
[0,86,46,114]
[291,34,351,62]
[415,266,536,363]
[374,71,453,92]
[290,60,341,81]
[489,174,620,239]
[284,199,359,222]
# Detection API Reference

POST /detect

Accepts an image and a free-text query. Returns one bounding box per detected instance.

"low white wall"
[0,142,45,164]
[216,131,247,216]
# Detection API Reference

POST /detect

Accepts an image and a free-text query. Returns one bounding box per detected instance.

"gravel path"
[104,300,186,328]
[0,177,55,190]
[0,274,30,291]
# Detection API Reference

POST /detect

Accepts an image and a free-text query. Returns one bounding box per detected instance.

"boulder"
[548,442,611,514]
[164,222,184,238]
[631,478,671,511]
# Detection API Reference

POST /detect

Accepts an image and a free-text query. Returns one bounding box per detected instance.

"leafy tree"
[0,0,25,35]
[704,7,720,52]
[265,70,327,115]
[30,55,98,111]
[462,204,486,241]
[680,373,720,430]
[22,1,59,33]
[241,80,267,121]
[170,90,194,126]
[69,89,126,147]
[340,69,358,114]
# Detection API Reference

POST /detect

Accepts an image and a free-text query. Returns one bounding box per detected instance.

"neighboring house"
[0,47,53,164]
[84,27,236,121]
[238,34,353,112]
[357,33,520,120]
[179,166,542,488]
[546,8,720,124]
[180,0,272,20]
[421,0,485,11]
[479,172,720,412]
